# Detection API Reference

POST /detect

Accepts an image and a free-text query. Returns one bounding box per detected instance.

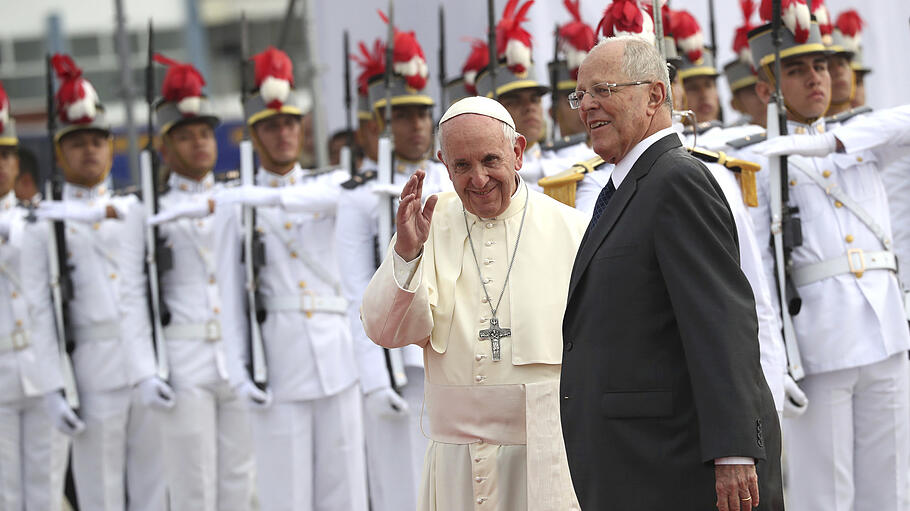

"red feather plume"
[461,38,489,95]
[252,47,294,89]
[496,0,535,72]
[560,0,596,52]
[154,53,206,103]
[378,10,429,90]
[759,0,810,43]
[351,39,386,96]
[596,0,645,38]
[732,0,757,57]
[0,81,8,133]
[835,9,863,38]
[51,54,97,124]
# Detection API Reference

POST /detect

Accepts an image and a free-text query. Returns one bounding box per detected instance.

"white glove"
[757,132,838,158]
[215,185,282,208]
[364,387,409,419]
[137,377,176,410]
[43,392,86,436]
[235,380,273,410]
[147,201,211,226]
[783,374,809,418]
[35,200,107,223]
[372,183,405,198]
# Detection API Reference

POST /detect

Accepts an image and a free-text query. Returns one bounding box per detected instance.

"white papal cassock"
[361,183,587,511]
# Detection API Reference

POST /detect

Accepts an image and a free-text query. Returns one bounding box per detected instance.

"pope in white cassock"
[360,96,586,511]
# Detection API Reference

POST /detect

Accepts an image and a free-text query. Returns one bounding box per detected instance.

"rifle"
[487,0,498,100]
[44,54,80,412]
[376,0,408,392]
[140,20,172,382]
[549,24,559,143]
[767,0,805,380]
[240,12,269,390]
[707,0,724,124]
[438,5,447,109]
[342,31,356,177]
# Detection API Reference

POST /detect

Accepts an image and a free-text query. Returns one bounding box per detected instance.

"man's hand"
[783,374,809,418]
[35,201,111,223]
[715,464,759,511]
[757,132,839,158]
[394,170,438,261]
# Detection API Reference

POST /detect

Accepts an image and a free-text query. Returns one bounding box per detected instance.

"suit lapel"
[567,134,682,300]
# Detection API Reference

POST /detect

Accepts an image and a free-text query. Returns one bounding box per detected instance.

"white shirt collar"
[786,118,827,135]
[168,171,214,194]
[610,126,678,189]
[256,163,303,188]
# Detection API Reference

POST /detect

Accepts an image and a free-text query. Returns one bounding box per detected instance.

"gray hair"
[587,35,672,110]
[438,115,519,162]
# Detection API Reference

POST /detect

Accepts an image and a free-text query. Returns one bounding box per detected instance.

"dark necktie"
[590,178,616,227]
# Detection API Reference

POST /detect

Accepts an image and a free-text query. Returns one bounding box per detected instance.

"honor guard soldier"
[475,0,573,192]
[833,11,872,109]
[25,54,171,511]
[145,54,257,511]
[337,20,448,511]
[672,10,725,141]
[214,46,368,511]
[0,81,70,511]
[724,0,767,130]
[727,3,910,508]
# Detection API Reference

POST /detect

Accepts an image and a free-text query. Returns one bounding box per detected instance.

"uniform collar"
[257,163,303,187]
[168,171,214,194]
[1,191,15,211]
[64,180,110,201]
[787,118,827,135]
[525,142,542,161]
[394,156,430,175]
[463,175,528,223]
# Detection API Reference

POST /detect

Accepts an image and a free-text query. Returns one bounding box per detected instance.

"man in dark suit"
[559,36,783,511]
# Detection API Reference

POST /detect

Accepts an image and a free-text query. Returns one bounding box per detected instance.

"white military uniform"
[216,164,367,511]
[22,182,168,511]
[0,191,68,510]
[157,172,256,511]
[336,157,449,511]
[736,118,910,511]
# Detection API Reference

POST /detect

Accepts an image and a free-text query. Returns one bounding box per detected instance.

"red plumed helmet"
[732,0,757,65]
[596,0,654,43]
[811,0,832,36]
[496,0,535,75]
[559,0,596,79]
[0,81,9,134]
[760,0,811,44]
[252,46,295,110]
[378,10,429,91]
[643,1,673,38]
[673,10,705,63]
[351,39,386,96]
[51,54,101,125]
[154,53,207,116]
[835,9,864,52]
[461,39,489,95]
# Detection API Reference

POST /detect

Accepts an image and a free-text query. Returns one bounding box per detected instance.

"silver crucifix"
[479,317,510,362]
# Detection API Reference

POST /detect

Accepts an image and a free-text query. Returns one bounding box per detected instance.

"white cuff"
[714,457,755,465]
[392,250,422,291]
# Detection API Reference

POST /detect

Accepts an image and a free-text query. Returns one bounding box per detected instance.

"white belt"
[163,320,222,342]
[793,249,897,287]
[0,328,30,353]
[261,293,348,315]
[72,321,121,343]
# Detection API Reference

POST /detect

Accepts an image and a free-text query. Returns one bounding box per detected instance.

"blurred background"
[5,0,909,188]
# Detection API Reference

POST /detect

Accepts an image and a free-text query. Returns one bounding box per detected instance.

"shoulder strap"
[727,132,767,149]
[341,170,377,189]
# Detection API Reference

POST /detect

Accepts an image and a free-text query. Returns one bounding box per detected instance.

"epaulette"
[538,155,605,208]
[824,105,873,126]
[688,147,761,207]
[683,120,723,136]
[542,132,588,152]
[342,170,377,189]
[726,132,767,150]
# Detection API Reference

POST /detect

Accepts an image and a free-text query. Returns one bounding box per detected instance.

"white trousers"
[0,395,68,510]
[364,366,428,511]
[162,380,256,511]
[72,385,167,511]
[251,382,368,511]
[785,351,910,511]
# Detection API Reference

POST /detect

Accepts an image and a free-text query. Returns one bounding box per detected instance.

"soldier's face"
[164,121,217,180]
[778,54,831,120]
[828,54,853,105]
[683,75,720,122]
[390,105,432,161]
[499,89,545,145]
[439,114,525,219]
[58,130,112,187]
[253,114,303,166]
[0,147,19,196]
[553,91,586,137]
[733,85,765,126]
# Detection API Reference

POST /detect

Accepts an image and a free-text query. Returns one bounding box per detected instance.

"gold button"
[209,275,216,284]
[15,319,22,328]
[817,125,826,133]
[845,235,854,243]
[270,180,278,187]
[834,201,843,208]
[289,177,296,184]
[92,222,100,230]
[11,291,17,299]
[213,307,221,314]
[856,156,863,162]
[109,273,117,280]
[789,180,797,186]
[284,222,292,230]
[823,170,832,178]
[298,281,306,289]
[290,251,298,258]
[795,126,807,134]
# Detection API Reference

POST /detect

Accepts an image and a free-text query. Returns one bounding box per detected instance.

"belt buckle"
[205,320,221,342]
[11,328,29,350]
[847,248,866,279]
[300,290,315,319]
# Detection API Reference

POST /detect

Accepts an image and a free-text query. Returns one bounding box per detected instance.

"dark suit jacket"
[560,134,783,510]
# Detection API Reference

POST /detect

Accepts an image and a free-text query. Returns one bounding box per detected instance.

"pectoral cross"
[479,317,510,362]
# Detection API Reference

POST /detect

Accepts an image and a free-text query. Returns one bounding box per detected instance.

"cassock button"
[481,297,488,303]
[475,476,483,483]
[477,498,485,504]
[485,222,494,228]
[482,277,491,284]
[475,354,483,361]
[484,240,494,247]
[475,375,484,383]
